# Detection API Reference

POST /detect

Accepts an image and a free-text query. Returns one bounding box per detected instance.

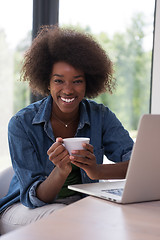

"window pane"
[59,0,155,139]
[0,0,32,169]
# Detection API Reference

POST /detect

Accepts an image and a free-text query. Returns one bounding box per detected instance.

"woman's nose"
[62,83,74,95]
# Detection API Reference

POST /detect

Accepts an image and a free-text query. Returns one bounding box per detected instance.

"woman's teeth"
[61,97,75,103]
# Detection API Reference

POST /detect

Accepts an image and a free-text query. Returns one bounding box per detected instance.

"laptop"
[68,114,160,204]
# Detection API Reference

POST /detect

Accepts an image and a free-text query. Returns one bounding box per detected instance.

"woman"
[0,26,134,234]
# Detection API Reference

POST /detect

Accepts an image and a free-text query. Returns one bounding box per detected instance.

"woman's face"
[49,61,86,115]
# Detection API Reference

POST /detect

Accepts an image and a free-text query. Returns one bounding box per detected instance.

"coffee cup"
[63,137,90,155]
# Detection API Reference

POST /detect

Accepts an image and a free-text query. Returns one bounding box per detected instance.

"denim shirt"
[0,95,133,213]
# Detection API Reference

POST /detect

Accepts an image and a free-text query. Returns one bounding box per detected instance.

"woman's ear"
[48,85,50,91]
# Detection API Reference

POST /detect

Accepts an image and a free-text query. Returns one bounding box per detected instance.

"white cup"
[63,137,90,155]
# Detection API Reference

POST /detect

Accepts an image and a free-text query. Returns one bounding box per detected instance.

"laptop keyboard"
[101,188,123,196]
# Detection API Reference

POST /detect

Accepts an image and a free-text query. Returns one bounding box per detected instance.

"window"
[0,0,157,169]
[59,0,155,139]
[0,0,32,169]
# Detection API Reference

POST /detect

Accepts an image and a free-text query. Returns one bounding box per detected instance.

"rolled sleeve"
[102,108,134,163]
[29,181,47,207]
[8,115,52,208]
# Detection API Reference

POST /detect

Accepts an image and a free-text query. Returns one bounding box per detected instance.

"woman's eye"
[54,79,63,84]
[73,79,83,84]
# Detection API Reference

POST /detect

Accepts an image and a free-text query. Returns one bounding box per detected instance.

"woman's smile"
[60,97,76,103]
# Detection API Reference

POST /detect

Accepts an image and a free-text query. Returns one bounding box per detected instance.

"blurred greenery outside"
[0,12,152,169]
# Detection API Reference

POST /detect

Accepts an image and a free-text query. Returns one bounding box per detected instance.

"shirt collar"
[78,99,90,129]
[32,95,52,124]
[32,96,90,128]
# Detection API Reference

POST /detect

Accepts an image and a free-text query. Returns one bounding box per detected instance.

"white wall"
[151,0,160,114]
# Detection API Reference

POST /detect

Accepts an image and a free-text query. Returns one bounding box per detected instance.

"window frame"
[150,0,160,114]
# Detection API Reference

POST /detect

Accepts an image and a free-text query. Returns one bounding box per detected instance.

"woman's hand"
[69,143,99,180]
[36,138,72,203]
[47,137,72,176]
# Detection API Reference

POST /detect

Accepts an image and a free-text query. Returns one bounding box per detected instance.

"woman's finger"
[82,143,94,153]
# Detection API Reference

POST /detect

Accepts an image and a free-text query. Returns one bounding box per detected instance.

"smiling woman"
[0,26,134,234]
[21,26,114,139]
